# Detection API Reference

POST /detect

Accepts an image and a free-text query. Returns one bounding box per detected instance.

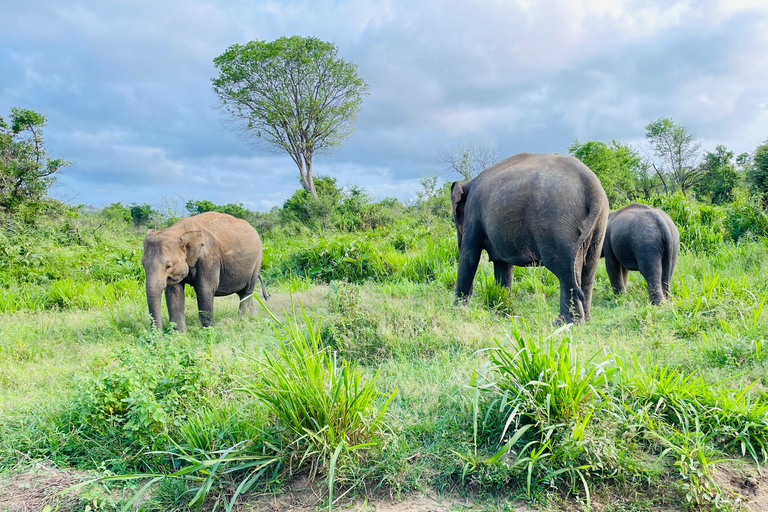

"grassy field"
[1,201,768,511]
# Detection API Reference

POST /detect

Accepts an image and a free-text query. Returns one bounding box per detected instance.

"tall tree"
[212,36,369,199]
[0,108,69,213]
[568,139,640,206]
[439,142,502,180]
[695,144,739,204]
[644,117,702,196]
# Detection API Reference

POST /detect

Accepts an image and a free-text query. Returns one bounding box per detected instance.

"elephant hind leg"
[556,269,585,325]
[639,259,664,306]
[237,273,259,315]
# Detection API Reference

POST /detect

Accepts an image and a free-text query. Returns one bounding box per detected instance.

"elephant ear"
[179,230,205,267]
[451,181,468,228]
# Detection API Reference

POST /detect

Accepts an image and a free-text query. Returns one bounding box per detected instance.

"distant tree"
[101,202,132,223]
[212,36,369,199]
[748,140,768,208]
[568,140,640,206]
[186,199,254,220]
[130,203,155,228]
[0,108,70,213]
[440,142,502,180]
[186,199,217,216]
[281,175,341,228]
[695,144,739,204]
[645,117,702,196]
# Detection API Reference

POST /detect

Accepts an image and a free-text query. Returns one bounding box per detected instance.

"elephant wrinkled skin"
[602,203,680,305]
[451,152,609,324]
[141,212,268,332]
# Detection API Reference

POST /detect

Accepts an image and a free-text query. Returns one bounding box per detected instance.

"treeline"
[568,118,768,208]
[100,174,451,236]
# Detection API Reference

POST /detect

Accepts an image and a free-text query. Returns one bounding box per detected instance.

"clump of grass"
[400,236,457,283]
[321,281,387,362]
[458,322,619,502]
[246,297,397,475]
[627,360,768,466]
[474,273,514,313]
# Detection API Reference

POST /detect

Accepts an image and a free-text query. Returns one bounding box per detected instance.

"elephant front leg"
[195,285,215,327]
[493,261,514,294]
[165,283,187,332]
[455,243,482,303]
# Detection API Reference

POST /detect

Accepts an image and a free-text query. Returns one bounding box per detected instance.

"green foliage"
[74,334,221,451]
[0,108,70,214]
[568,139,641,206]
[185,199,252,220]
[244,298,396,473]
[645,117,702,195]
[212,36,369,196]
[748,141,768,207]
[129,203,155,228]
[280,175,341,229]
[696,145,740,204]
[100,202,132,224]
[286,235,380,282]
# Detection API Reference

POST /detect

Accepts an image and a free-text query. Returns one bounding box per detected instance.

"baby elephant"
[141,211,268,332]
[602,203,680,305]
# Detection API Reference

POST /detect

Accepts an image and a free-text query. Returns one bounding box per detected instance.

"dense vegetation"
[2,169,768,511]
[2,110,768,510]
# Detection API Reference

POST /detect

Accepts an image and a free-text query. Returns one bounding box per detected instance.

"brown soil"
[714,463,768,511]
[1,462,766,512]
[0,463,88,512]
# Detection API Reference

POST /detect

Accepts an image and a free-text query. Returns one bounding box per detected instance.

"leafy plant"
[243,296,397,477]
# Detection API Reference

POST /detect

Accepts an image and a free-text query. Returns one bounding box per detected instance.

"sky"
[2,0,768,211]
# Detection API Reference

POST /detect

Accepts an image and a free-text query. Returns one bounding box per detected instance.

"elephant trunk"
[146,278,166,330]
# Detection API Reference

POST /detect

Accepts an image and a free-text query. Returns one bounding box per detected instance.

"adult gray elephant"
[141,211,268,332]
[451,153,609,324]
[602,203,679,305]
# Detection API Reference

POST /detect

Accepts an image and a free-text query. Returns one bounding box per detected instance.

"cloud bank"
[1,0,767,209]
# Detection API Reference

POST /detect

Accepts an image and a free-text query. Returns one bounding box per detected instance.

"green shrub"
[286,236,381,283]
[74,335,222,452]
[321,282,387,361]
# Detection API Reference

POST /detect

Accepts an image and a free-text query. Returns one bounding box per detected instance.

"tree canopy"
[439,142,501,180]
[568,140,641,206]
[645,117,702,196]
[749,140,768,207]
[695,145,739,204]
[0,108,69,213]
[212,36,369,199]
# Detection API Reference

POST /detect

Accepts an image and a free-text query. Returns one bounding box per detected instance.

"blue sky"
[2,0,767,211]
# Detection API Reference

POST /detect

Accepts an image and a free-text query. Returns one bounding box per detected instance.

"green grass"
[1,212,768,510]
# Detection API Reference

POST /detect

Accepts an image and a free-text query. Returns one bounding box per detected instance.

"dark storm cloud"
[2,0,767,209]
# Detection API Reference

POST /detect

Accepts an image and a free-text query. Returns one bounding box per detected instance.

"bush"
[321,282,386,361]
[74,335,222,453]
[286,236,381,283]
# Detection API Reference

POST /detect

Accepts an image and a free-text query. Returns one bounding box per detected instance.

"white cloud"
[4,0,768,208]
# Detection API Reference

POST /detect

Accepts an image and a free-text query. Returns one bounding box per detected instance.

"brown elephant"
[141,212,268,332]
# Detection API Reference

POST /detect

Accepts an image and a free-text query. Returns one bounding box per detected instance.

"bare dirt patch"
[0,464,87,512]
[714,464,768,511]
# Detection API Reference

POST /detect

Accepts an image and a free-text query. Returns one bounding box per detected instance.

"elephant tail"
[573,200,607,303]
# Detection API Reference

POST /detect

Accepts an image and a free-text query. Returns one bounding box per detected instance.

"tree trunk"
[304,153,317,199]
[146,279,166,330]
